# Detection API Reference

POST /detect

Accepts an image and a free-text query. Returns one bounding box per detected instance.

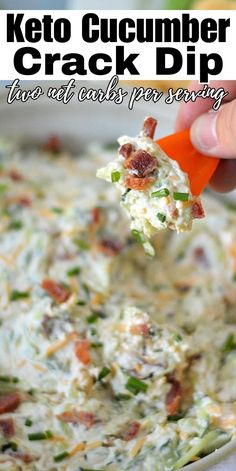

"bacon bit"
[9,169,23,182]
[0,418,15,438]
[17,196,31,207]
[192,199,205,219]
[122,421,140,441]
[124,175,155,191]
[97,239,123,256]
[91,207,101,225]
[142,117,157,139]
[74,339,91,365]
[0,392,21,414]
[43,135,61,154]
[165,378,182,416]
[41,279,71,304]
[119,143,133,159]
[124,150,157,178]
[130,323,150,337]
[58,409,95,428]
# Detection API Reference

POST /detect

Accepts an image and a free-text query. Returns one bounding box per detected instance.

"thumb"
[190,99,236,159]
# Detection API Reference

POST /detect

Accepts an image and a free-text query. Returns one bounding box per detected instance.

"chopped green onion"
[125,376,148,395]
[173,192,189,201]
[77,300,86,306]
[90,327,97,336]
[151,188,169,198]
[8,220,23,230]
[51,207,63,214]
[74,238,90,250]
[25,418,33,427]
[91,342,103,348]
[87,313,98,324]
[28,430,53,441]
[157,212,166,223]
[232,273,236,282]
[10,290,30,301]
[98,367,111,381]
[131,229,145,244]
[54,451,69,462]
[0,375,19,383]
[221,333,236,353]
[2,442,18,452]
[115,393,131,401]
[111,171,120,183]
[67,266,80,277]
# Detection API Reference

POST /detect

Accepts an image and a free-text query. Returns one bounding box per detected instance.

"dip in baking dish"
[0,137,236,470]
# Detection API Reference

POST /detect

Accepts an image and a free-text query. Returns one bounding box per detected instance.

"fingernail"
[190,111,218,153]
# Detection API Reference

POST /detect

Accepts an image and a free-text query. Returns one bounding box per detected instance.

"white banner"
[0,10,235,82]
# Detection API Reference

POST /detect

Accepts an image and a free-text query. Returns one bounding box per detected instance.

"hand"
[175,80,236,192]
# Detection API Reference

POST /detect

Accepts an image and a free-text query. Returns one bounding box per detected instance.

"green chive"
[151,188,169,198]
[25,418,33,427]
[0,183,7,193]
[90,328,97,336]
[222,333,236,353]
[98,367,111,381]
[111,171,120,183]
[67,266,80,277]
[2,442,18,452]
[8,220,23,230]
[10,290,30,301]
[157,212,166,223]
[51,207,63,214]
[28,431,53,441]
[125,376,148,395]
[173,192,189,201]
[115,394,131,401]
[87,313,98,324]
[91,342,103,348]
[167,413,184,421]
[0,375,19,383]
[131,229,145,244]
[54,451,69,462]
